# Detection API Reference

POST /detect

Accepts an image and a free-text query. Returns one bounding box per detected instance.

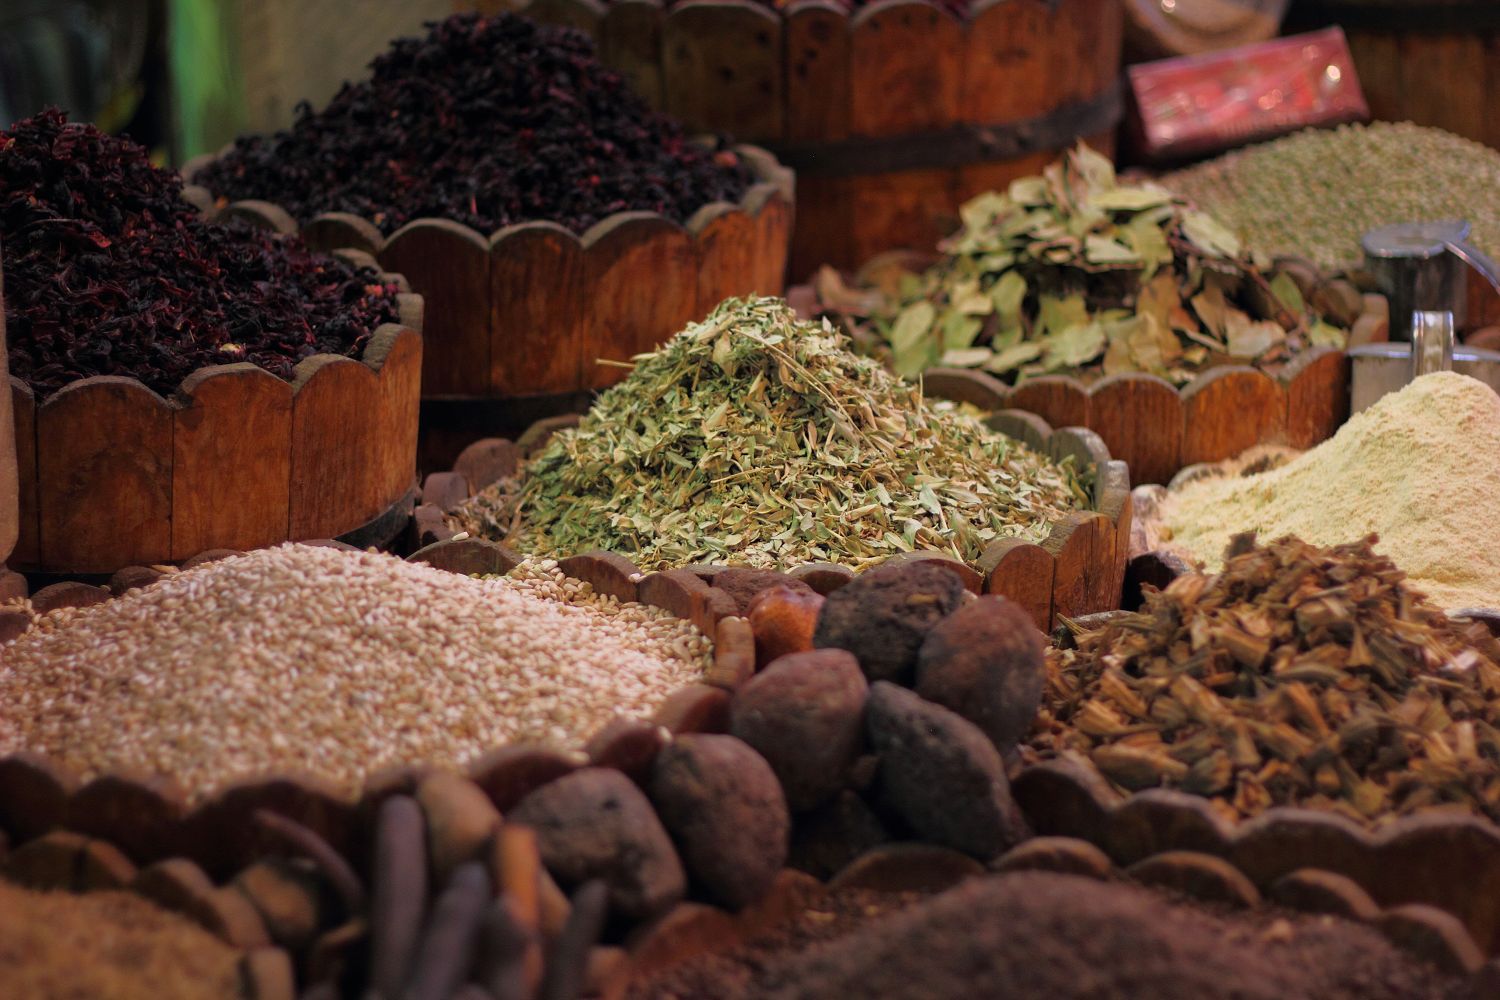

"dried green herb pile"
[1028,535,1500,825]
[817,144,1349,387]
[451,297,1087,570]
[1164,122,1500,272]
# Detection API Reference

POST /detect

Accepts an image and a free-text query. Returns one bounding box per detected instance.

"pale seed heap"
[0,545,710,799]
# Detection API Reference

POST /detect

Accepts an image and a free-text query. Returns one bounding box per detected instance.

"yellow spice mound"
[1162,372,1500,610]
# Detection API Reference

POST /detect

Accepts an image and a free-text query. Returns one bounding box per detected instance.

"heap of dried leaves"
[817,144,1348,386]
[1027,534,1500,826]
[450,297,1087,570]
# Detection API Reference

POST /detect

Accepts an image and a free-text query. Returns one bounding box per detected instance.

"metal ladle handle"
[1444,238,1500,296]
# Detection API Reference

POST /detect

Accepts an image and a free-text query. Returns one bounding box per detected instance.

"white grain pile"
[1161,373,1500,610]
[0,544,710,798]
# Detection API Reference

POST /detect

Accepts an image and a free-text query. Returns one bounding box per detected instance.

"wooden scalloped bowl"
[182,145,794,405]
[5,243,424,576]
[0,539,753,883]
[412,401,1134,632]
[491,0,1125,273]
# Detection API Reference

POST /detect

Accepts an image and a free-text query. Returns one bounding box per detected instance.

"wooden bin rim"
[180,141,796,257]
[414,399,1130,577]
[7,318,424,413]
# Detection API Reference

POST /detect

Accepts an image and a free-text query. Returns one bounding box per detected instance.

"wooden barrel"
[0,248,16,569]
[504,0,1126,277]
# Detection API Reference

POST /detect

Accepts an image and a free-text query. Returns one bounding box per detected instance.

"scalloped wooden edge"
[1011,758,1500,957]
[0,826,296,996]
[417,396,1130,630]
[191,144,794,399]
[9,317,424,573]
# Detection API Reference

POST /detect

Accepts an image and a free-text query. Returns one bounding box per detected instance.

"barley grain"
[0,545,710,799]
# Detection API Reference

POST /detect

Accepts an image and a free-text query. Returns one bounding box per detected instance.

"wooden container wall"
[0,248,16,568]
[498,0,1126,275]
[919,350,1350,487]
[410,406,1134,631]
[186,146,793,402]
[8,323,423,575]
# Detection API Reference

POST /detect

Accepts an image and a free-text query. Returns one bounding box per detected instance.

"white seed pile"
[0,545,710,799]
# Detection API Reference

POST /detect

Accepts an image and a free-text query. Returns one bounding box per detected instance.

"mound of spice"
[631,871,1461,1000]
[1160,372,1500,610]
[816,144,1349,386]
[195,13,751,236]
[0,881,242,1000]
[1029,534,1500,825]
[0,545,710,798]
[450,297,1087,570]
[1163,122,1500,272]
[2,109,400,399]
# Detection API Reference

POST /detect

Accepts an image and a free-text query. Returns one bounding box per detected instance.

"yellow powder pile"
[0,880,242,999]
[1161,372,1500,610]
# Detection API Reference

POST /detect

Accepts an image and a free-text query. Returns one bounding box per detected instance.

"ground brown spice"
[631,872,1466,1000]
[0,879,242,999]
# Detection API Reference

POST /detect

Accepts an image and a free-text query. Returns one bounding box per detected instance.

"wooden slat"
[490,222,588,396]
[979,538,1054,632]
[366,326,424,516]
[289,358,381,539]
[379,220,491,398]
[1345,30,1403,125]
[663,1,784,140]
[847,167,959,263]
[1051,0,1124,105]
[0,352,17,562]
[788,173,853,278]
[1398,33,1486,143]
[849,1,963,137]
[964,0,1055,123]
[784,0,851,142]
[746,185,793,296]
[583,214,698,390]
[300,212,384,257]
[602,0,666,109]
[524,0,606,38]
[37,377,173,572]
[1008,376,1090,432]
[1281,347,1350,450]
[1042,511,1115,623]
[1088,373,1183,487]
[9,378,36,567]
[690,203,758,316]
[1180,367,1285,467]
[172,365,294,560]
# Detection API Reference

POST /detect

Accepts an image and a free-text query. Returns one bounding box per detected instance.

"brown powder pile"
[0,880,242,999]
[727,873,1463,1000]
[1161,373,1500,610]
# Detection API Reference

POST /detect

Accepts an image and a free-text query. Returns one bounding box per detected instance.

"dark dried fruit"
[730,649,869,812]
[814,562,966,684]
[649,734,789,909]
[915,595,1046,754]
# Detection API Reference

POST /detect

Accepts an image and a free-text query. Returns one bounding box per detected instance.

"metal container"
[1348,339,1500,413]
[1362,220,1500,341]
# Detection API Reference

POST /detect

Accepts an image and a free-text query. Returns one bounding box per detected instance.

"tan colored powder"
[0,880,242,1000]
[1161,372,1500,610]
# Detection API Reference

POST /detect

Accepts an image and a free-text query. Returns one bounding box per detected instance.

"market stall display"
[1,111,425,574]
[494,0,1124,274]
[811,145,1364,483]
[188,13,792,429]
